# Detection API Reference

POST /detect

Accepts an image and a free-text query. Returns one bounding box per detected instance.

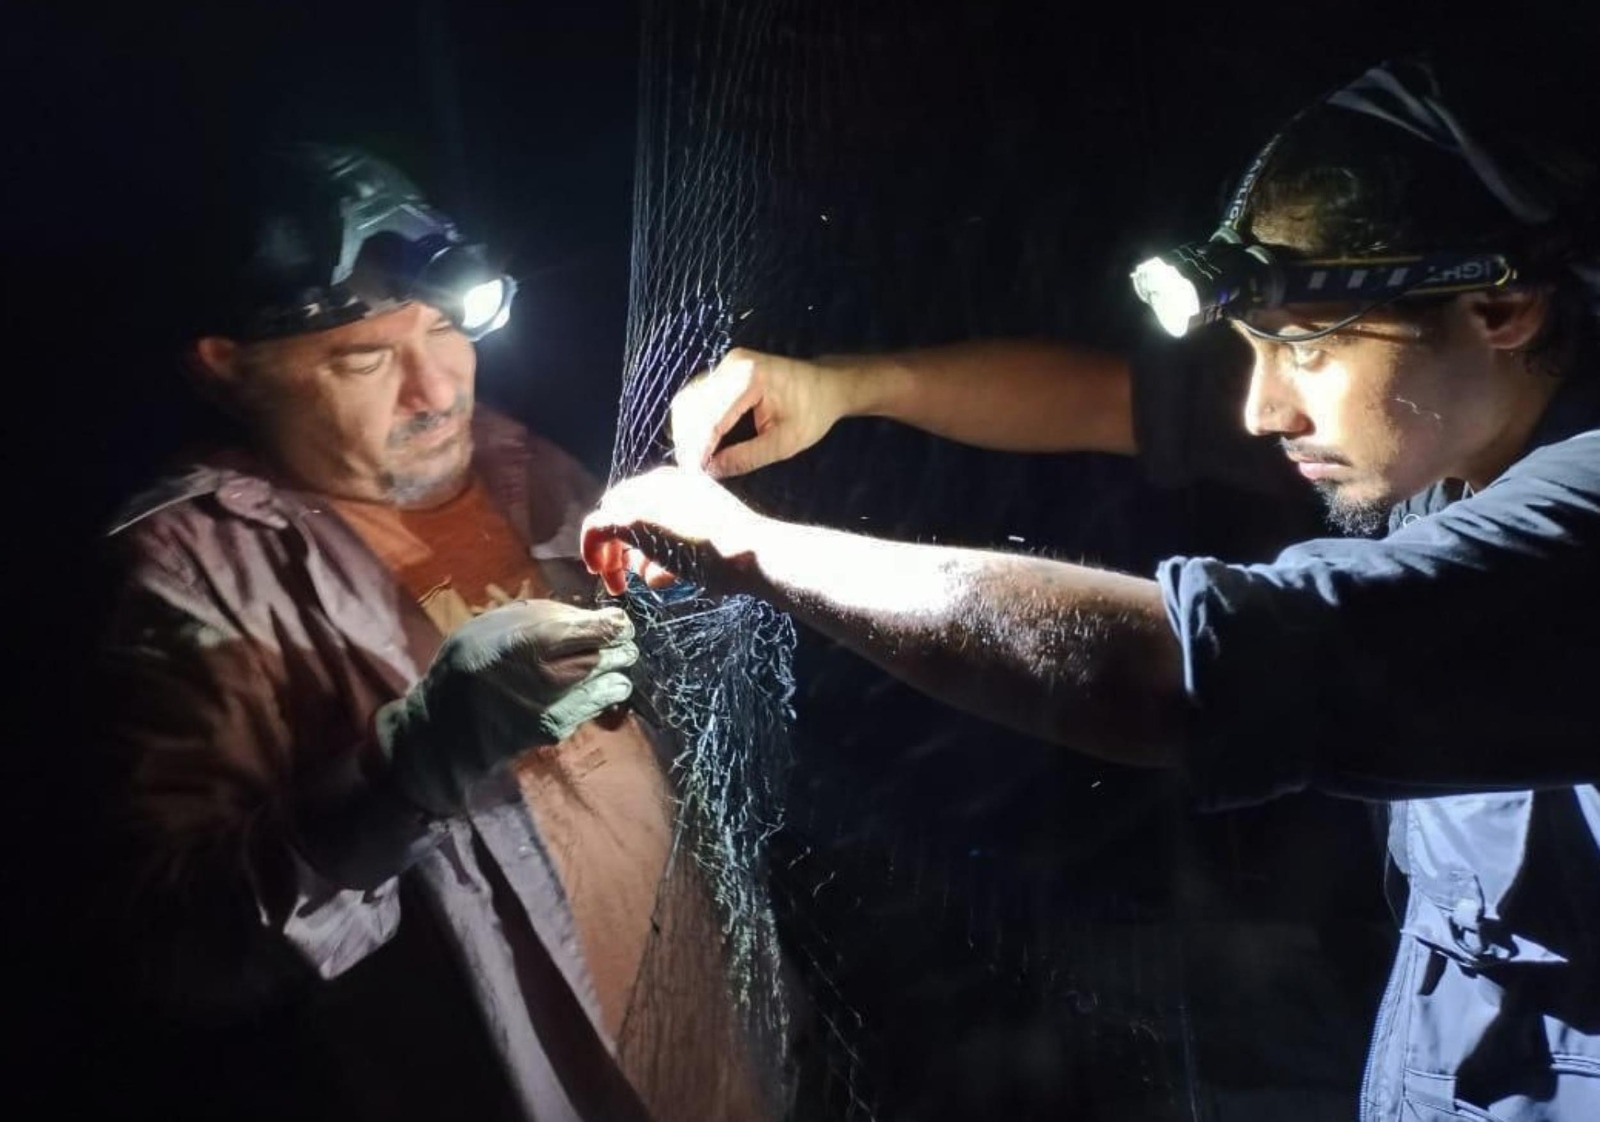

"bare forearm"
[736,518,1184,765]
[826,339,1136,455]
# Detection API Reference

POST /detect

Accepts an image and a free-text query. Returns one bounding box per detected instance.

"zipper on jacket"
[1358,938,1406,1122]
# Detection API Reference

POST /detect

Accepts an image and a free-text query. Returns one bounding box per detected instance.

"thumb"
[672,361,762,468]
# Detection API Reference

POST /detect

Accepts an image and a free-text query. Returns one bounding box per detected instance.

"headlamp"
[1132,232,1516,339]
[1130,76,1522,342]
[348,232,518,341]
[229,146,518,342]
[1131,231,1272,337]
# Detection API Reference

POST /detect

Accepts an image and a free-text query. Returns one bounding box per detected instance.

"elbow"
[1038,634,1189,769]
[1038,695,1186,768]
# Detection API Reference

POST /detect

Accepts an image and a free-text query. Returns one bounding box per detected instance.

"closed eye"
[332,349,389,376]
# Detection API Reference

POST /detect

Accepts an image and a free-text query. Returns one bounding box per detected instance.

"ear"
[1461,287,1551,354]
[189,336,238,382]
[185,336,245,410]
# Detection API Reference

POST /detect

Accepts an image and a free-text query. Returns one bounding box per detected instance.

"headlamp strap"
[1327,62,1553,226]
[1220,130,1288,234]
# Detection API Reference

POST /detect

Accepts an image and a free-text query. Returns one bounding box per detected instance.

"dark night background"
[6,1,1598,1119]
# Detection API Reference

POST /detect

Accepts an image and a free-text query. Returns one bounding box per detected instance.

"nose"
[397,340,463,415]
[1242,351,1311,438]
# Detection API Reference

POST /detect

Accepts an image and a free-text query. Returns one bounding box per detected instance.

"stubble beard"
[1315,480,1390,537]
[383,432,473,507]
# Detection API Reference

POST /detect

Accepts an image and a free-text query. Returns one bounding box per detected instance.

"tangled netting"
[606,1,811,1113]
[601,1,1393,1120]
[612,578,798,1112]
[601,1,1211,1117]
[604,1,1199,1119]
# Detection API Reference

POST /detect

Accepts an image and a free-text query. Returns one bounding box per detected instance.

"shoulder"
[472,406,601,494]
[1498,429,1600,499]
[470,406,603,556]
[1385,430,1600,537]
[107,456,296,584]
[1442,429,1600,542]
[107,465,232,539]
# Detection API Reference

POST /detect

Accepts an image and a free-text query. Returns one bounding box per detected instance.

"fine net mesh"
[608,1,1220,1119]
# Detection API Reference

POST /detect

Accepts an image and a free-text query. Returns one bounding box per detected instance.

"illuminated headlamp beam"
[1130,256,1204,337]
[461,279,508,332]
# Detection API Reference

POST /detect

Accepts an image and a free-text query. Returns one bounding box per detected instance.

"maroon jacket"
[100,409,666,1122]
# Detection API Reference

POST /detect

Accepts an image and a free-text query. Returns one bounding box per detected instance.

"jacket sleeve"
[1158,432,1600,807]
[99,528,438,1018]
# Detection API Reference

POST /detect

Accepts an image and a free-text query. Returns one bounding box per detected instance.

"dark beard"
[1313,481,1389,537]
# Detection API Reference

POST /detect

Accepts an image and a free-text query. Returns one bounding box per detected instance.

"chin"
[1317,480,1392,537]
[383,449,471,507]
[403,432,471,468]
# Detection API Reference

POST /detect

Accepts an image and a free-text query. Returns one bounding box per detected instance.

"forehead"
[1230,304,1424,345]
[259,301,450,360]
[318,302,448,347]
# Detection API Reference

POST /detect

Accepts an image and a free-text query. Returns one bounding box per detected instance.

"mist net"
[605,1,1264,1120]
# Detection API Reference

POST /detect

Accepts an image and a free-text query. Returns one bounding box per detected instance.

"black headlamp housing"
[347,233,517,341]
[224,146,517,343]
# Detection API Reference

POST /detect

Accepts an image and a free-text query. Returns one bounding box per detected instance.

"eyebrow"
[327,312,454,352]
[326,342,393,358]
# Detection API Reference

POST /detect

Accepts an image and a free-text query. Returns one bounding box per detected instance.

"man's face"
[1232,299,1511,534]
[222,302,477,507]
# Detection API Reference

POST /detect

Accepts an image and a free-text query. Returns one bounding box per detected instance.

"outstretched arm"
[672,341,1135,477]
[582,468,1185,767]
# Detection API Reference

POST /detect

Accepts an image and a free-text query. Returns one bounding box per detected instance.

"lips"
[404,419,463,450]
[1290,458,1344,481]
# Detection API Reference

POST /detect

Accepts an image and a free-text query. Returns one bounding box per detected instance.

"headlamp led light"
[1131,231,1275,337]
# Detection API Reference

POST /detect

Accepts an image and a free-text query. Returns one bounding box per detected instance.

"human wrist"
[814,352,894,423]
[712,507,785,596]
[293,707,450,889]
[373,694,465,819]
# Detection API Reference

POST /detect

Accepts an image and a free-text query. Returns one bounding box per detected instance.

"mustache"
[1280,438,1351,466]
[390,395,471,447]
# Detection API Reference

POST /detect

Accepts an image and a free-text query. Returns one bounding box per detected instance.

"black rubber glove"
[376,600,638,816]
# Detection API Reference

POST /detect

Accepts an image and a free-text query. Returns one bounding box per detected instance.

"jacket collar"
[107,407,539,537]
[1521,369,1600,457]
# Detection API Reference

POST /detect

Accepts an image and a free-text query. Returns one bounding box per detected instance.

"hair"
[1240,55,1600,379]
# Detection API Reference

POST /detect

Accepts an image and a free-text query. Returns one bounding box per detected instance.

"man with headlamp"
[585,55,1600,1120]
[99,145,762,1122]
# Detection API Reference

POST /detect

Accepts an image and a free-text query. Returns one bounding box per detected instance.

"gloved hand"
[376,600,638,816]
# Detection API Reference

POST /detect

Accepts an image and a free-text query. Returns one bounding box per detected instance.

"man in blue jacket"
[583,55,1600,1121]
